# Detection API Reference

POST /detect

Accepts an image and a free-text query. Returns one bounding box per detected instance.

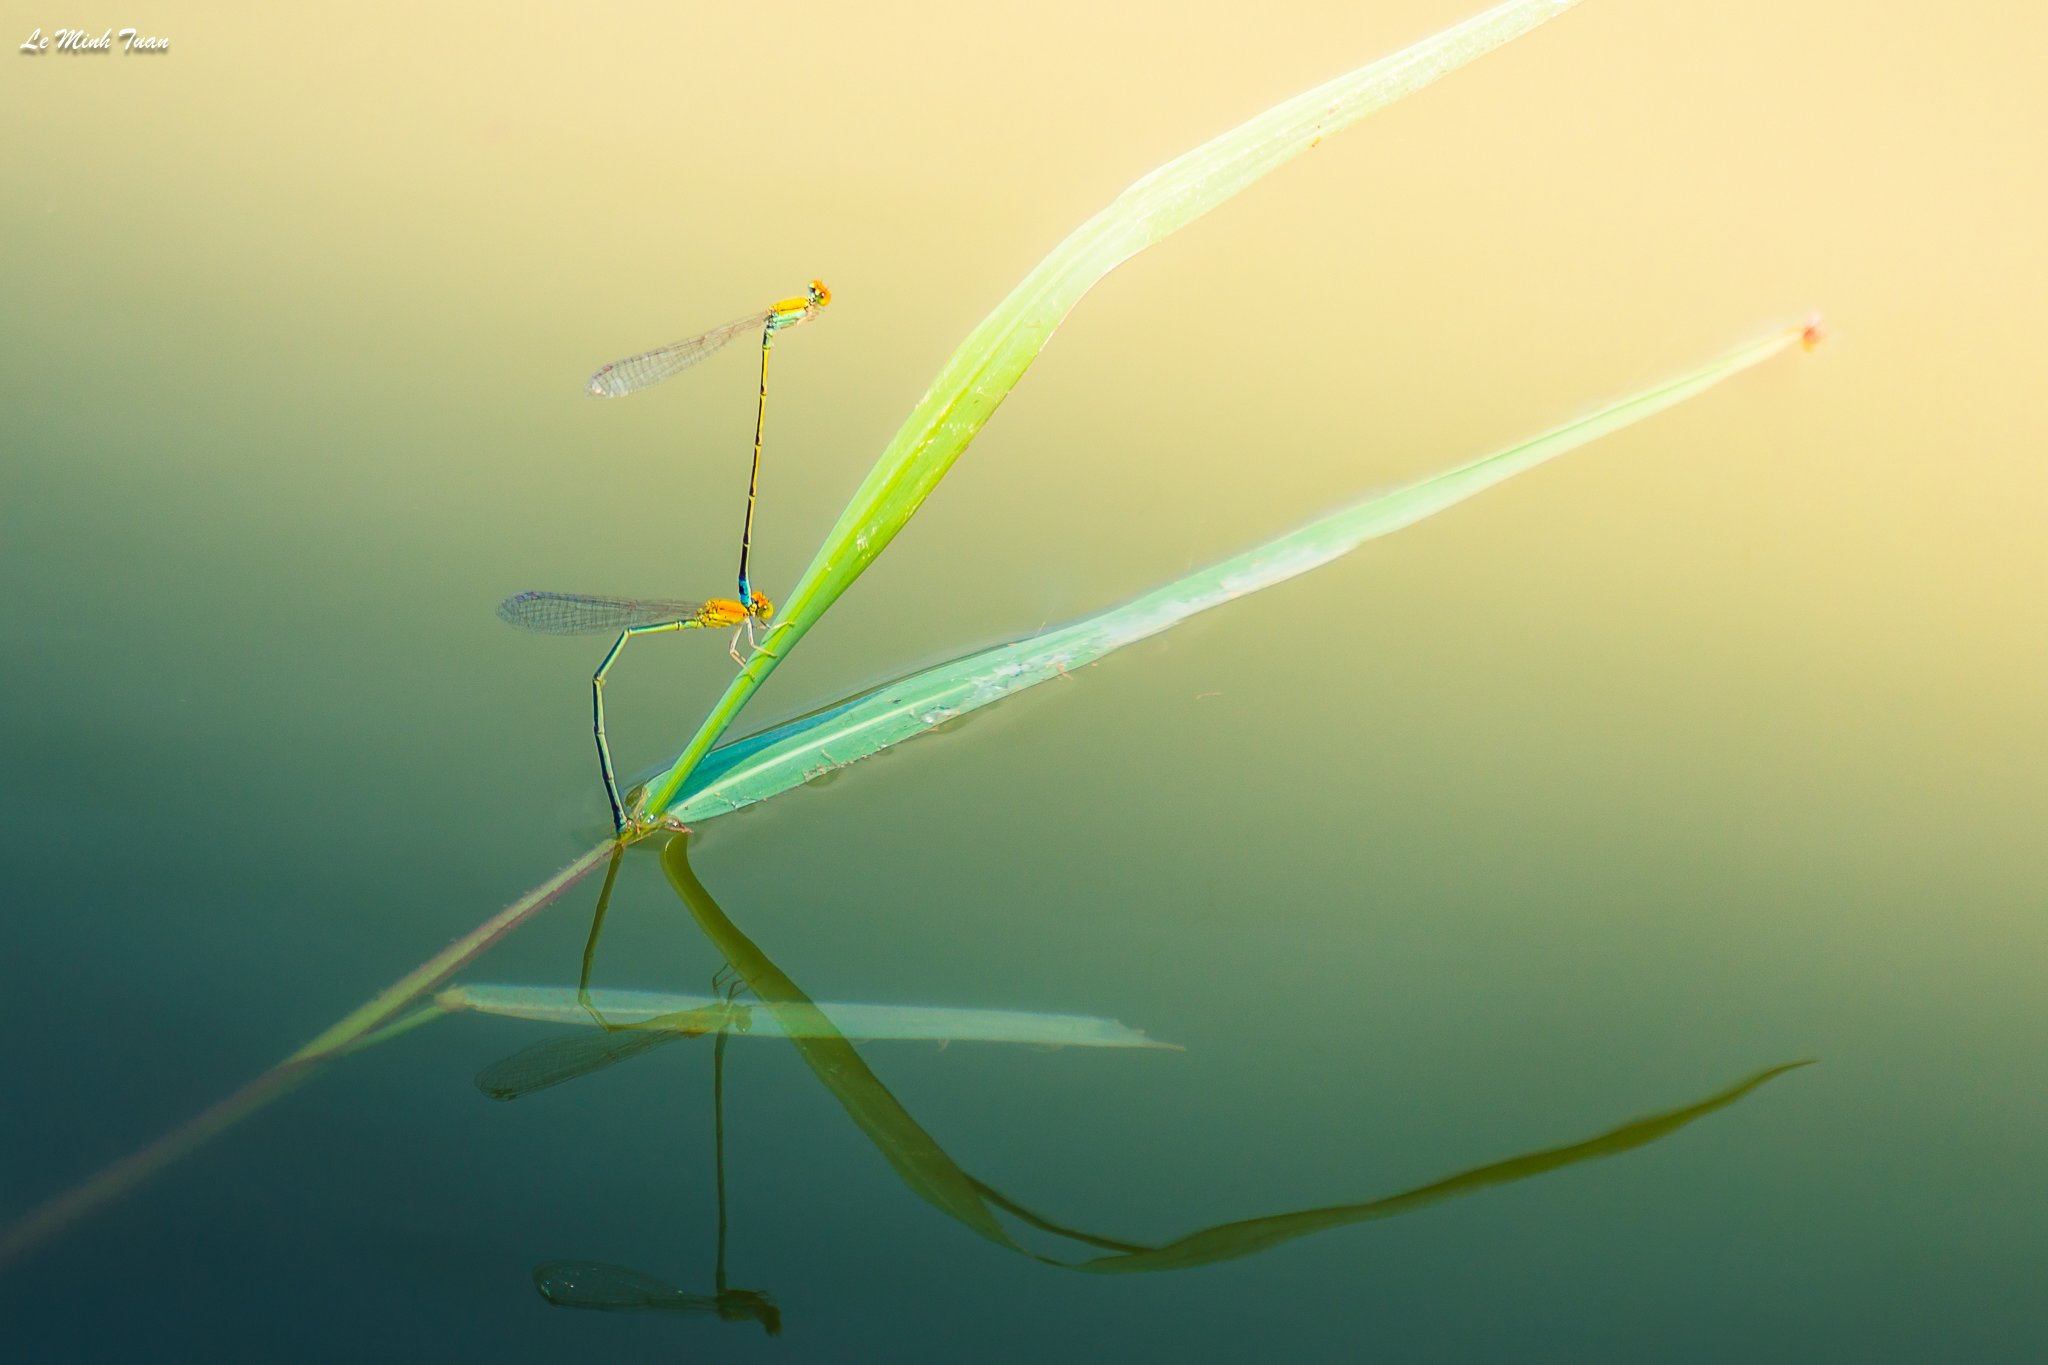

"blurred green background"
[2,1,2043,1359]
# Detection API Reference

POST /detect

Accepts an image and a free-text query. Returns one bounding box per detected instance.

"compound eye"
[810,279,832,306]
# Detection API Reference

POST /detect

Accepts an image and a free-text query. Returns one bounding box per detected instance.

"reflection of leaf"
[1067,1061,1812,1274]
[664,840,1019,1246]
[443,983,1175,1049]
[460,985,1174,1101]
[661,324,1810,827]
[633,0,1591,824]
[663,835,1810,1272]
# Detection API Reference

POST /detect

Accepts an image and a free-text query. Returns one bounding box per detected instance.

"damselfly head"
[749,592,775,621]
[808,279,832,308]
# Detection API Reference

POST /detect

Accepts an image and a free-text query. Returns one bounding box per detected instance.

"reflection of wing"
[475,1027,679,1101]
[496,591,702,636]
[586,312,768,397]
[473,1009,721,1100]
[533,1260,715,1312]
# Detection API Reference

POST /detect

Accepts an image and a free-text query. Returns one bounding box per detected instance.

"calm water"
[4,2,2046,1360]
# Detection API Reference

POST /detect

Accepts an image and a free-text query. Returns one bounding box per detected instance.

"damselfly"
[497,589,774,834]
[585,280,830,609]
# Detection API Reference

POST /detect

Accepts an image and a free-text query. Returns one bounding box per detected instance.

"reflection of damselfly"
[528,969,781,1337]
[495,590,774,834]
[585,280,830,611]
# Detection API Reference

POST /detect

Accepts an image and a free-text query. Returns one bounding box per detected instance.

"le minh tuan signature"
[20,27,169,53]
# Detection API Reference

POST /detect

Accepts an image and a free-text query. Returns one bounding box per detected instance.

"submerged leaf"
[661,324,1810,825]
[633,0,1589,822]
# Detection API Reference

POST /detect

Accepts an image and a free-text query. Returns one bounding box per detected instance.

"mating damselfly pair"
[498,281,832,834]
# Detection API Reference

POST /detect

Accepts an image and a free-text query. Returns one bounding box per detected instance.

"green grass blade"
[661,324,1810,825]
[633,0,1588,823]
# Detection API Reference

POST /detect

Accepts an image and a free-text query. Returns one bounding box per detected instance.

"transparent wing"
[473,1008,721,1100]
[533,1261,715,1313]
[586,311,769,398]
[496,591,703,636]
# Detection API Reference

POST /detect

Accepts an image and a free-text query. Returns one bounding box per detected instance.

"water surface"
[3,2,2045,1360]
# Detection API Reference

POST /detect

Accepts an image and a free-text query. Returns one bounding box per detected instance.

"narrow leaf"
[634,0,1588,822]
[661,324,1809,825]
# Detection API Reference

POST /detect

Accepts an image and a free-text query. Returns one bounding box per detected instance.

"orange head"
[807,279,832,308]
[748,592,775,622]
